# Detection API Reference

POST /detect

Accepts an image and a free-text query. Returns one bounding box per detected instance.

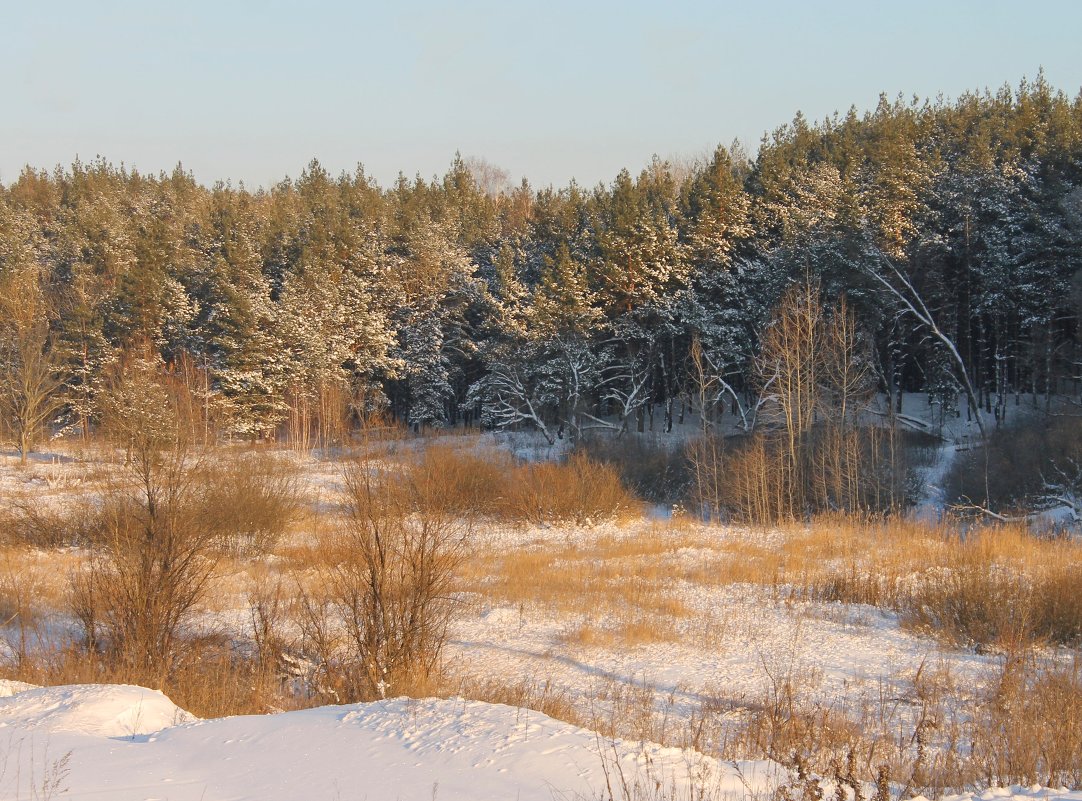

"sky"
[3,0,1081,190]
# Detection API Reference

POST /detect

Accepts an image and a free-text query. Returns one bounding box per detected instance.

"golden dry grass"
[3,441,1082,788]
[461,524,718,648]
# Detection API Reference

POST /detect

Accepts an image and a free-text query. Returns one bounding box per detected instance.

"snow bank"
[925,789,1082,801]
[0,683,750,801]
[0,679,37,698]
[0,683,194,738]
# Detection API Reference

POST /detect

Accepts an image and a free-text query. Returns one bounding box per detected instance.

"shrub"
[70,358,223,684]
[503,451,638,525]
[297,450,473,702]
[390,444,638,526]
[902,554,1082,648]
[406,443,514,518]
[0,495,104,548]
[71,450,222,684]
[200,450,301,556]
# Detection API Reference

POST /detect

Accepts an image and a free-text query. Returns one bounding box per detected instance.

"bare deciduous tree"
[690,280,891,521]
[0,268,64,464]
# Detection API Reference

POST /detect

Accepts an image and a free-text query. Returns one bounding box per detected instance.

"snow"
[0,680,36,699]
[0,684,750,801]
[0,683,194,739]
[0,429,1079,799]
[0,683,1077,801]
[921,791,1082,801]
[448,581,994,733]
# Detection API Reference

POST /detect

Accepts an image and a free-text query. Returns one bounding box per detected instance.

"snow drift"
[0,682,735,801]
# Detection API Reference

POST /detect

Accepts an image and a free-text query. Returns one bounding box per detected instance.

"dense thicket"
[2,77,1081,451]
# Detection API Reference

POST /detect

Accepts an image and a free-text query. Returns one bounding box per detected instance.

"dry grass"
[463,527,696,648]
[561,619,677,649]
[409,444,640,525]
[463,513,1082,651]
[2,440,1081,793]
[792,519,1082,648]
[969,652,1082,789]
[1,635,299,719]
[558,515,1082,650]
[453,675,584,728]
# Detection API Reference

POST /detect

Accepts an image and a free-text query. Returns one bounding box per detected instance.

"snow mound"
[927,789,1082,801]
[0,687,747,801]
[0,683,195,738]
[0,679,38,698]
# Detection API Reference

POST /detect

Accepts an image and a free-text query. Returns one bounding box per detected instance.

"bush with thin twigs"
[396,444,639,525]
[505,451,638,525]
[68,355,227,686]
[403,443,514,518]
[686,427,907,524]
[296,449,473,702]
[199,450,301,556]
[70,455,222,685]
[1,495,105,549]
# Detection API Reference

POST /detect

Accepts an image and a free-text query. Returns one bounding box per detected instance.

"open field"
[0,434,1080,800]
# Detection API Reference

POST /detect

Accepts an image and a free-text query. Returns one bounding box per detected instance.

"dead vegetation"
[294,448,474,703]
[797,519,1082,648]
[412,443,639,524]
[0,424,1080,793]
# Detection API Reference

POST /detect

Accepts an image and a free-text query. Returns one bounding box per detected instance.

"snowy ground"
[449,519,996,736]
[0,397,1079,800]
[0,682,1079,801]
[0,682,752,801]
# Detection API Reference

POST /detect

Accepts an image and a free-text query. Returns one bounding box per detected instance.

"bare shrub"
[1,495,104,548]
[902,557,1082,648]
[407,443,513,518]
[71,462,221,684]
[0,547,50,673]
[685,433,730,521]
[70,355,222,685]
[297,450,473,702]
[390,445,638,525]
[200,450,300,556]
[504,451,638,525]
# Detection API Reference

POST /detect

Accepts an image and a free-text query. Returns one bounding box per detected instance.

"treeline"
[2,75,1082,456]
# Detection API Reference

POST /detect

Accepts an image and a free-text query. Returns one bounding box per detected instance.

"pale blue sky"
[3,1,1080,189]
